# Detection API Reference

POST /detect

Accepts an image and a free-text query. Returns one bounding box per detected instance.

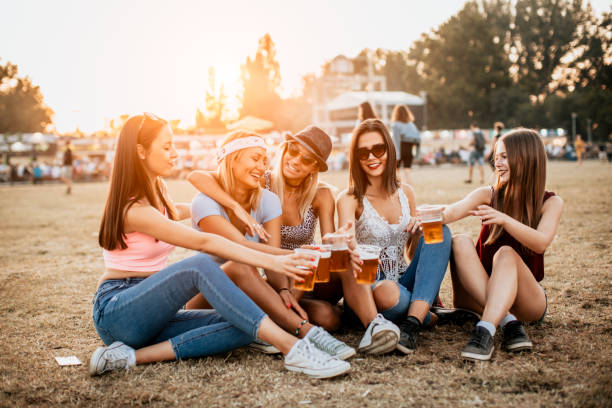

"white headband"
[216,136,268,163]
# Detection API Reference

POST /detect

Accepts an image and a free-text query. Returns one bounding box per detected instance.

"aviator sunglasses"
[286,143,317,166]
[136,112,164,139]
[356,143,387,161]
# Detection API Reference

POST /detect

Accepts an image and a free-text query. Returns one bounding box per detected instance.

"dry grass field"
[0,161,611,407]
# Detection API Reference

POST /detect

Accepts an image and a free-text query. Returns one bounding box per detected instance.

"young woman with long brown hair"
[89,114,350,378]
[337,119,452,354]
[188,126,400,356]
[391,105,420,182]
[443,128,563,361]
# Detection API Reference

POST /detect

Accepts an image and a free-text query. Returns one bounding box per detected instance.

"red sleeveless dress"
[476,190,556,282]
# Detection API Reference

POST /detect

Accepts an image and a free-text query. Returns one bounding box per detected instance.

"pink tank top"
[103,210,175,272]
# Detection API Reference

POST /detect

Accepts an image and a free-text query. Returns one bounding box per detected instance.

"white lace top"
[355,188,411,282]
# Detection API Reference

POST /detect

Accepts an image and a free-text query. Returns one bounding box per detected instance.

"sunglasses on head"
[136,112,164,138]
[286,143,317,166]
[356,143,387,161]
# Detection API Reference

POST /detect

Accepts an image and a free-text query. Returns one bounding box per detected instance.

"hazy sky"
[2,0,610,133]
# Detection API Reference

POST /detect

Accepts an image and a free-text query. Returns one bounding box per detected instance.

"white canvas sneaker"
[305,326,356,360]
[358,314,400,355]
[284,339,350,379]
[247,339,281,354]
[89,341,136,376]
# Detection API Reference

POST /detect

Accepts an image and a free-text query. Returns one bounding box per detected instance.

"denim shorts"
[469,150,484,166]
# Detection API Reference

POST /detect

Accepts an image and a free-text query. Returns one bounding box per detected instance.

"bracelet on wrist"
[295,319,307,337]
[278,288,290,293]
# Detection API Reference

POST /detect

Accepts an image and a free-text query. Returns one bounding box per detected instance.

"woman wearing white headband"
[189,127,400,356]
[187,130,355,360]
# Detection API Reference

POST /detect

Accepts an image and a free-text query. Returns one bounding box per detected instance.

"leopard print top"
[264,172,318,250]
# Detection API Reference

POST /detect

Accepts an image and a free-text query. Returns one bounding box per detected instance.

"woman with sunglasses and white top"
[337,119,452,354]
[89,114,349,378]
[189,126,400,356]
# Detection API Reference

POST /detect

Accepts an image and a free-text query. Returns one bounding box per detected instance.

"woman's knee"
[223,262,259,285]
[373,281,401,311]
[492,245,519,267]
[452,233,474,253]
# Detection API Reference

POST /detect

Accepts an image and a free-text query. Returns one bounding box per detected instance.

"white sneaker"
[358,314,400,355]
[305,326,356,360]
[89,341,136,376]
[247,339,281,354]
[284,339,350,379]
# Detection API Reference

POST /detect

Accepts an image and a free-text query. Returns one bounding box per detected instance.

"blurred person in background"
[487,122,504,170]
[443,128,563,361]
[391,105,421,183]
[358,101,378,122]
[90,113,350,379]
[189,126,400,357]
[62,140,73,194]
[465,123,486,184]
[574,134,586,165]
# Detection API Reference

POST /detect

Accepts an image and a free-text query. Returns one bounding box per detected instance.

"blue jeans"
[92,253,267,360]
[378,225,452,323]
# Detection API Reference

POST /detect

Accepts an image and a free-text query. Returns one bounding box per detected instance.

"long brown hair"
[486,128,547,248]
[348,119,399,201]
[391,105,415,123]
[358,101,378,121]
[99,114,177,250]
[217,130,264,211]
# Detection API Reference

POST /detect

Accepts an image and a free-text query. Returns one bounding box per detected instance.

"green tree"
[0,60,53,133]
[511,0,589,96]
[408,1,512,128]
[240,34,282,123]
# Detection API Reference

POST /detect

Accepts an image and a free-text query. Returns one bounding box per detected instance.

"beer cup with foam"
[417,204,444,244]
[355,245,381,284]
[325,232,350,273]
[293,248,319,291]
[314,244,332,283]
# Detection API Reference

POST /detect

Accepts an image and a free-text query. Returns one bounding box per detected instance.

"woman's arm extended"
[471,195,563,254]
[188,170,268,240]
[442,186,492,224]
[125,204,308,280]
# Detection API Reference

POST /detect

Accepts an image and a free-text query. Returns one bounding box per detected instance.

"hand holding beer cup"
[323,232,351,273]
[416,204,445,244]
[355,245,381,284]
[292,248,320,291]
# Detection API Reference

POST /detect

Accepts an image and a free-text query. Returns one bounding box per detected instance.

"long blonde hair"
[486,128,547,249]
[270,141,322,220]
[217,130,264,211]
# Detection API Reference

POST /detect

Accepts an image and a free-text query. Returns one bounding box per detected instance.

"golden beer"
[314,246,331,283]
[356,258,378,284]
[422,220,444,244]
[294,270,316,291]
[293,248,319,291]
[417,204,444,244]
[330,246,349,272]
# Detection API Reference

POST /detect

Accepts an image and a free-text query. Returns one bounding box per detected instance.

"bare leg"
[478,165,484,183]
[339,268,378,327]
[186,262,314,338]
[450,234,490,312]
[299,298,342,332]
[481,246,546,326]
[134,341,175,364]
[467,165,473,182]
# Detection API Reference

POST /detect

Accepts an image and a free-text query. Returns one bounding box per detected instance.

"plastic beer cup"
[417,205,444,244]
[355,245,381,284]
[314,244,332,283]
[293,248,319,291]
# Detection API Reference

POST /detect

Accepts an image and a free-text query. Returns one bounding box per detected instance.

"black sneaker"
[396,316,421,354]
[502,320,532,352]
[431,307,481,326]
[461,326,494,361]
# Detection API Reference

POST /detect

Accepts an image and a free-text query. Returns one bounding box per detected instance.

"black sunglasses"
[356,143,387,161]
[286,143,317,166]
